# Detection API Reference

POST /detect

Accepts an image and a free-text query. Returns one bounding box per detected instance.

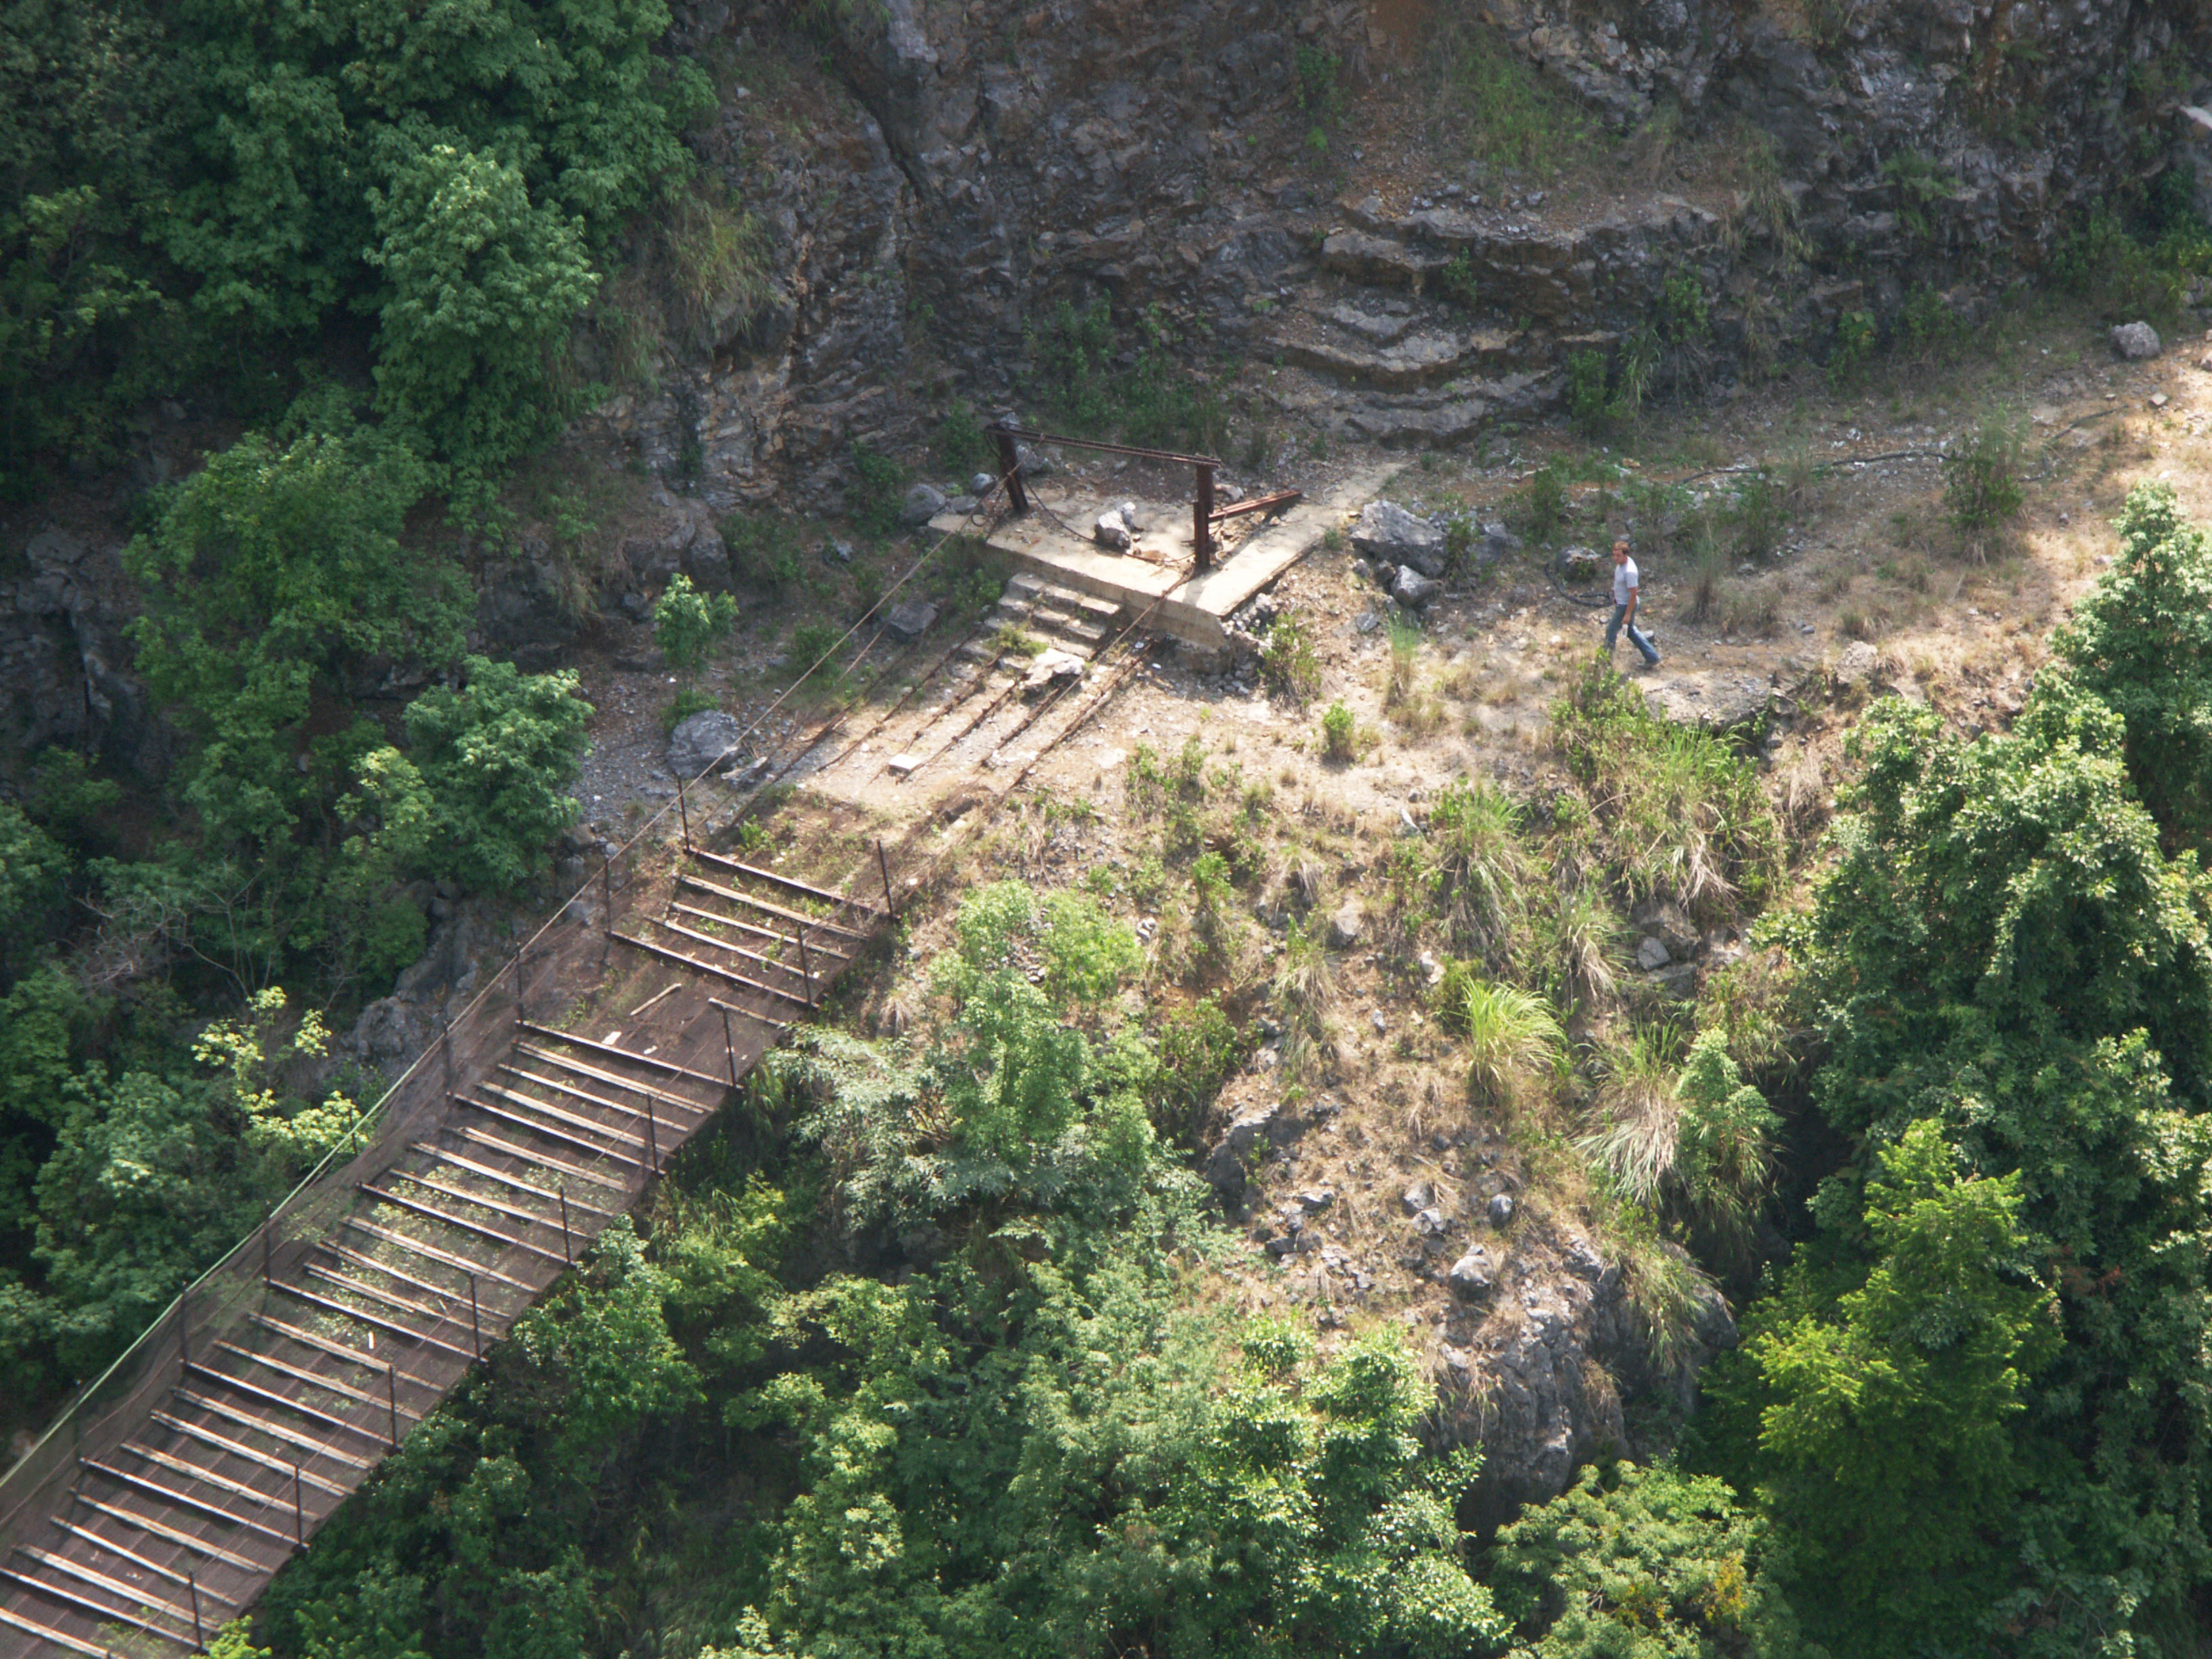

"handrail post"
[644,1092,660,1172]
[468,1271,482,1363]
[1194,461,1216,573]
[512,945,525,1025]
[678,776,691,848]
[293,1460,305,1548]
[442,1021,454,1098]
[798,926,813,1008]
[721,1005,739,1088]
[876,838,897,923]
[995,426,1029,514]
[558,1185,572,1265]
[188,1572,203,1650]
[178,1288,188,1378]
[386,1365,400,1449]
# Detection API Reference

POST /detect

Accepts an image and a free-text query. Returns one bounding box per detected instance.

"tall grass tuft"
[1424,781,1530,970]
[1461,978,1565,1105]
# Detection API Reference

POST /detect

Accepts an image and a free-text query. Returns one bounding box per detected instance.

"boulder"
[1351,501,1448,577]
[1391,565,1441,607]
[1202,1100,1306,1200]
[1634,935,1673,970]
[1643,675,1770,737]
[1559,546,1604,586]
[969,471,998,495]
[668,709,747,778]
[1447,1246,1494,1298]
[901,483,948,527]
[1487,1192,1515,1229]
[1021,648,1086,693]
[1094,506,1134,552]
[1834,639,1881,689]
[2111,321,2162,360]
[1401,1179,1436,1214]
[883,598,938,641]
[1327,897,1365,949]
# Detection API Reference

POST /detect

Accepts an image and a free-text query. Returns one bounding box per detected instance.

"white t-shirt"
[1613,556,1639,608]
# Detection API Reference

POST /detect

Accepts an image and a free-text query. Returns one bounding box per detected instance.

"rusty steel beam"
[1210,487,1303,523]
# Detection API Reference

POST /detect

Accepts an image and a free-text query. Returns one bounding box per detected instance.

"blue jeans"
[1606,604,1659,665]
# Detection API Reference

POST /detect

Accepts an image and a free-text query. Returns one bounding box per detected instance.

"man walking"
[1606,537,1662,669]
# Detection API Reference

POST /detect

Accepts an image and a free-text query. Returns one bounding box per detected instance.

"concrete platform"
[929,461,1402,647]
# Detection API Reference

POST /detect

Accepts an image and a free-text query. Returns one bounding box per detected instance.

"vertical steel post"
[442,1021,453,1097]
[262,1218,272,1287]
[188,1573,203,1650]
[468,1271,481,1362]
[558,1186,572,1265]
[602,851,614,913]
[386,1364,400,1448]
[996,428,1029,513]
[293,1461,305,1548]
[877,838,897,922]
[512,945,525,1025]
[644,1092,660,1172]
[178,1288,188,1376]
[1194,462,1216,573]
[721,1005,739,1088]
[678,777,691,848]
[798,926,813,1008]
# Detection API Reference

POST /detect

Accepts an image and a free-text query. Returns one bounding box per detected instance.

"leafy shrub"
[1259,612,1323,703]
[1153,996,1246,1144]
[403,657,592,890]
[1941,413,2024,537]
[1320,699,1357,761]
[848,443,907,539]
[1827,308,1877,389]
[1515,462,1569,544]
[1437,253,1479,309]
[787,621,842,680]
[720,512,804,592]
[654,573,738,674]
[1423,781,1530,968]
[931,398,987,476]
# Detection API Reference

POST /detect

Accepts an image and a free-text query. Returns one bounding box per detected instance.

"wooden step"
[68,1492,260,1574]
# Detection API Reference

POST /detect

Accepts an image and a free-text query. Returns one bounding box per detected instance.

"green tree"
[402,657,593,892]
[1743,1124,2056,1653]
[365,142,600,478]
[654,573,739,676]
[2052,482,2212,848]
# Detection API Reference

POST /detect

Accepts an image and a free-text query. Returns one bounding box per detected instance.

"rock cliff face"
[614,0,2209,506]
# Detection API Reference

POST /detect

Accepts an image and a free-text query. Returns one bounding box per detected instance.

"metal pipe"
[189,1573,203,1650]
[644,1092,660,1171]
[178,1288,188,1376]
[468,1272,481,1363]
[293,1462,304,1548]
[558,1186,572,1264]
[877,838,897,922]
[678,777,691,847]
[798,926,813,1008]
[386,1365,399,1448]
[987,424,1220,468]
[721,1005,739,1088]
[512,946,525,1024]
[442,1021,453,1097]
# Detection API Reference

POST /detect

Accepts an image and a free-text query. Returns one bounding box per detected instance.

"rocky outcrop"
[1,524,169,776]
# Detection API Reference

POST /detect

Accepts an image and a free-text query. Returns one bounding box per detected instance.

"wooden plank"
[78,1460,293,1548]
[169,1389,370,1470]
[661,904,811,977]
[0,1596,120,1658]
[120,1443,293,1516]
[266,1281,474,1364]
[413,1144,617,1217]
[473,1081,647,1150]
[0,1566,194,1652]
[68,1493,259,1575]
[147,1414,348,1496]
[391,1166,560,1233]
[12,1547,203,1627]
[499,1057,710,1126]
[359,1186,569,1267]
[516,1025,732,1092]
[211,1342,386,1411]
[302,1261,441,1323]
[43,1517,241,1601]
[644,918,817,1007]
[684,848,877,915]
[180,1364,380,1449]
[611,930,806,1008]
[245,1311,388,1374]
[708,996,792,1034]
[670,882,830,951]
[314,1244,470,1315]
[677,865,872,941]
[452,1097,643,1174]
[449,1126,630,1192]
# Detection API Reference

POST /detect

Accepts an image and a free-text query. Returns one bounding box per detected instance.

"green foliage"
[654,573,739,676]
[1422,781,1531,970]
[1552,659,1781,924]
[0,0,709,492]
[848,443,906,539]
[1320,699,1357,761]
[720,512,805,593]
[2052,483,2212,847]
[1437,252,1480,310]
[1427,14,1599,178]
[1490,1460,1791,1658]
[1736,1125,2057,1653]
[1881,152,1961,240]
[366,142,600,480]
[1027,298,1225,453]
[1153,996,1246,1145]
[1827,308,1876,390]
[1515,461,1569,544]
[0,800,70,937]
[1460,978,1563,1104]
[402,657,592,891]
[931,398,988,476]
[1941,412,2024,536]
[1259,612,1323,703]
